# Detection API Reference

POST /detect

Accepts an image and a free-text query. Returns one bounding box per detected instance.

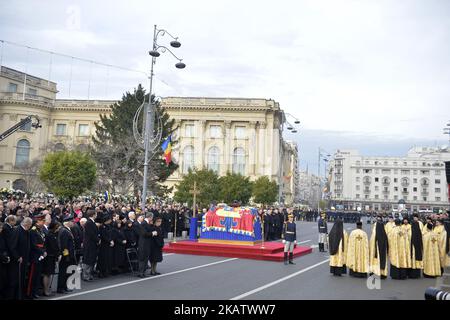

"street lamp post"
[317,147,331,213]
[140,25,185,213]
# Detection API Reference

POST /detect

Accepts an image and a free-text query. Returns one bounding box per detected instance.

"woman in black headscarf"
[369,215,389,279]
[408,219,423,278]
[328,218,347,276]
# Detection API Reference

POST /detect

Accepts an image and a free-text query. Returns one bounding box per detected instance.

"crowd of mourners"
[0,190,448,300]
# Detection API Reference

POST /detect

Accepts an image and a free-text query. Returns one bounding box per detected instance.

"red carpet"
[163,241,312,262]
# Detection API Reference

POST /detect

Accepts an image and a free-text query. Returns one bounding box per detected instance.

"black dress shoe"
[64,289,73,293]
[57,290,66,294]
[32,294,40,299]
[43,293,55,297]
[154,272,161,275]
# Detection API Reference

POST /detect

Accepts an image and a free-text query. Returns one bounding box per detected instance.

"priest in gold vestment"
[346,221,369,278]
[328,218,348,276]
[369,216,389,279]
[434,219,450,269]
[422,222,442,278]
[388,219,411,280]
[384,216,395,237]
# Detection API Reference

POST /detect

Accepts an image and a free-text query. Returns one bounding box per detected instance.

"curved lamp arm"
[155,45,184,62]
[155,28,179,41]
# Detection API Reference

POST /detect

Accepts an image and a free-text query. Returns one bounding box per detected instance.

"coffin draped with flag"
[199,205,262,245]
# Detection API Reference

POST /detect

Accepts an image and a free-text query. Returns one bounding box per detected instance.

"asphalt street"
[48,221,437,300]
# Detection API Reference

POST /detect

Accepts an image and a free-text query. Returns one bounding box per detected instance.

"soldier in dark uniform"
[57,214,76,294]
[282,214,297,265]
[82,209,99,282]
[26,213,47,299]
[175,208,184,237]
[318,212,328,252]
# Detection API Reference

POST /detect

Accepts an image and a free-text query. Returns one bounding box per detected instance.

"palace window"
[15,139,30,167]
[207,146,220,173]
[232,147,245,175]
[182,146,194,174]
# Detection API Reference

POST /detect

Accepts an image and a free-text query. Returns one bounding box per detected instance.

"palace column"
[248,121,257,177]
[224,120,232,173]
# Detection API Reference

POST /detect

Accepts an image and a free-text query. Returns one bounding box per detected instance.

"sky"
[1,0,449,172]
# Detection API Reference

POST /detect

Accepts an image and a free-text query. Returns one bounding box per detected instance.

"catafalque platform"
[163,241,312,262]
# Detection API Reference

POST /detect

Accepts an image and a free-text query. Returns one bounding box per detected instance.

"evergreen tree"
[91,84,178,198]
[218,172,253,205]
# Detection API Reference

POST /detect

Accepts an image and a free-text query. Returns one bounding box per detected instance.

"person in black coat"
[111,221,127,274]
[82,210,99,281]
[42,222,61,296]
[2,215,17,300]
[70,222,83,264]
[97,213,113,278]
[0,222,11,300]
[124,220,138,249]
[12,217,32,300]
[149,217,164,275]
[137,213,154,278]
[57,215,76,294]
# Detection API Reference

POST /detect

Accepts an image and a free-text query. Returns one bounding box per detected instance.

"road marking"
[52,258,238,300]
[163,253,174,257]
[298,240,311,244]
[310,244,319,248]
[230,258,330,300]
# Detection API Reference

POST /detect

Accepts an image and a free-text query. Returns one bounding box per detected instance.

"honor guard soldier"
[282,214,297,265]
[318,212,328,252]
[27,213,47,299]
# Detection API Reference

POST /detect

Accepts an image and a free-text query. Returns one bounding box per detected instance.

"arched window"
[15,139,30,166]
[207,146,220,173]
[232,147,245,175]
[182,146,194,174]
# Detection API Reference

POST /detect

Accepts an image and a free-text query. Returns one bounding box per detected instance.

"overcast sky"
[1,0,449,172]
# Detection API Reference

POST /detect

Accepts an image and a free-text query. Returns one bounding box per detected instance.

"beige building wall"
[0,67,299,204]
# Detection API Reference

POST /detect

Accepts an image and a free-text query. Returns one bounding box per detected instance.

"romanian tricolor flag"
[161,135,172,165]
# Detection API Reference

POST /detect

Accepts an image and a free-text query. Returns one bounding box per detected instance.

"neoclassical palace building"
[0,66,299,204]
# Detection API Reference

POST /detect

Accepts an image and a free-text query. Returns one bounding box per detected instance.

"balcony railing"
[0,92,55,106]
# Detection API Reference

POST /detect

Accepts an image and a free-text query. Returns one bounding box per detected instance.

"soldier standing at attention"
[282,214,297,265]
[318,212,328,252]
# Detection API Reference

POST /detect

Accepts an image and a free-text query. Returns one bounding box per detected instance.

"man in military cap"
[57,213,76,294]
[318,212,328,252]
[26,213,47,299]
[282,214,297,265]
